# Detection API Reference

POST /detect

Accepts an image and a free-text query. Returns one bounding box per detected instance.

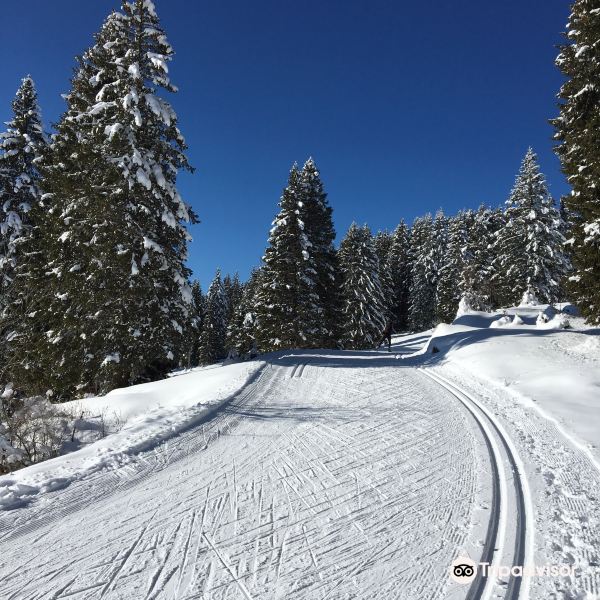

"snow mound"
[423,306,600,462]
[490,314,524,328]
[0,361,263,510]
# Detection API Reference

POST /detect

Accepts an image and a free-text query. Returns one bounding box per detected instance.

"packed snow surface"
[0,313,599,599]
[0,361,262,510]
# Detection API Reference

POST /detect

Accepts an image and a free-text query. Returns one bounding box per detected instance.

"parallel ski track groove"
[421,369,530,600]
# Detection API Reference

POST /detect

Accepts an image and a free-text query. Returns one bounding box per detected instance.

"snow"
[419,305,600,463]
[0,332,599,598]
[0,361,262,510]
[136,168,151,189]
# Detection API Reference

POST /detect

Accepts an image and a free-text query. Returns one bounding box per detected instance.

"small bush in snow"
[0,396,70,474]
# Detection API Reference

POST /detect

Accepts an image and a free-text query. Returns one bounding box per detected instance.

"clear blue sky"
[1,1,570,289]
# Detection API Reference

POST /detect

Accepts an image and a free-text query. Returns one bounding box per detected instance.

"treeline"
[196,148,570,363]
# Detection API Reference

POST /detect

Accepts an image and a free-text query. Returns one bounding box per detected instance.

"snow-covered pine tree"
[338,223,386,349]
[254,165,323,351]
[432,209,448,285]
[198,271,227,365]
[223,273,243,326]
[298,158,340,346]
[9,2,197,398]
[0,77,46,305]
[373,230,394,319]
[227,268,262,358]
[388,220,411,331]
[467,205,493,309]
[0,77,47,384]
[437,211,473,322]
[182,280,204,368]
[493,149,569,306]
[408,214,437,331]
[553,1,600,322]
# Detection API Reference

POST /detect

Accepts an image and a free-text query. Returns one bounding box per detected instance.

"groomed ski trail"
[0,352,486,600]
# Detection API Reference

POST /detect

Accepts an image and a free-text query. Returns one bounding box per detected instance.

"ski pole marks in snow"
[0,357,481,600]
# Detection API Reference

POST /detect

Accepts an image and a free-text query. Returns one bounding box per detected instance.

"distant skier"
[378,320,393,352]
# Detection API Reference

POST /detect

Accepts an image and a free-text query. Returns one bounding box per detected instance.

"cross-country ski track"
[0,334,598,600]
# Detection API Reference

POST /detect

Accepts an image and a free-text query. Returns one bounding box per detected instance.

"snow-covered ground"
[418,306,600,464]
[0,361,262,510]
[0,310,599,599]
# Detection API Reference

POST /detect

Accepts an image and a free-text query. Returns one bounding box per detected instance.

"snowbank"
[0,360,264,510]
[419,307,600,462]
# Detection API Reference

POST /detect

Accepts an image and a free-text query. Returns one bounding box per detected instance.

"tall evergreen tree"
[373,230,394,318]
[388,220,411,331]
[437,211,472,322]
[227,268,262,358]
[432,209,448,284]
[493,149,569,306]
[198,271,227,365]
[254,165,323,351]
[298,158,340,345]
[0,77,46,304]
[553,1,600,322]
[338,224,386,349]
[9,2,196,397]
[183,280,204,368]
[466,205,504,310]
[223,272,243,326]
[0,77,47,384]
[408,214,437,331]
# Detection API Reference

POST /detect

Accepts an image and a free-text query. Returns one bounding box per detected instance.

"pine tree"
[254,165,323,351]
[9,2,197,398]
[493,149,569,306]
[198,271,227,365]
[227,268,262,358]
[223,273,243,326]
[553,1,600,322]
[183,280,204,367]
[0,77,47,384]
[373,230,394,318]
[437,211,473,322]
[338,224,386,349]
[464,205,501,309]
[432,209,448,284]
[388,220,411,331]
[298,158,340,345]
[408,214,437,331]
[0,77,46,303]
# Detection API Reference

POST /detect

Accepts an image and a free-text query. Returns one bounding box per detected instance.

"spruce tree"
[408,214,437,331]
[0,77,46,303]
[553,1,600,322]
[493,149,569,306]
[298,158,340,345]
[0,77,47,384]
[255,165,323,351]
[465,205,495,309]
[223,273,243,326]
[432,209,448,284]
[9,2,196,397]
[198,271,227,365]
[373,230,394,318]
[183,280,204,367]
[437,211,472,322]
[338,224,386,349]
[227,268,262,358]
[388,220,411,331]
